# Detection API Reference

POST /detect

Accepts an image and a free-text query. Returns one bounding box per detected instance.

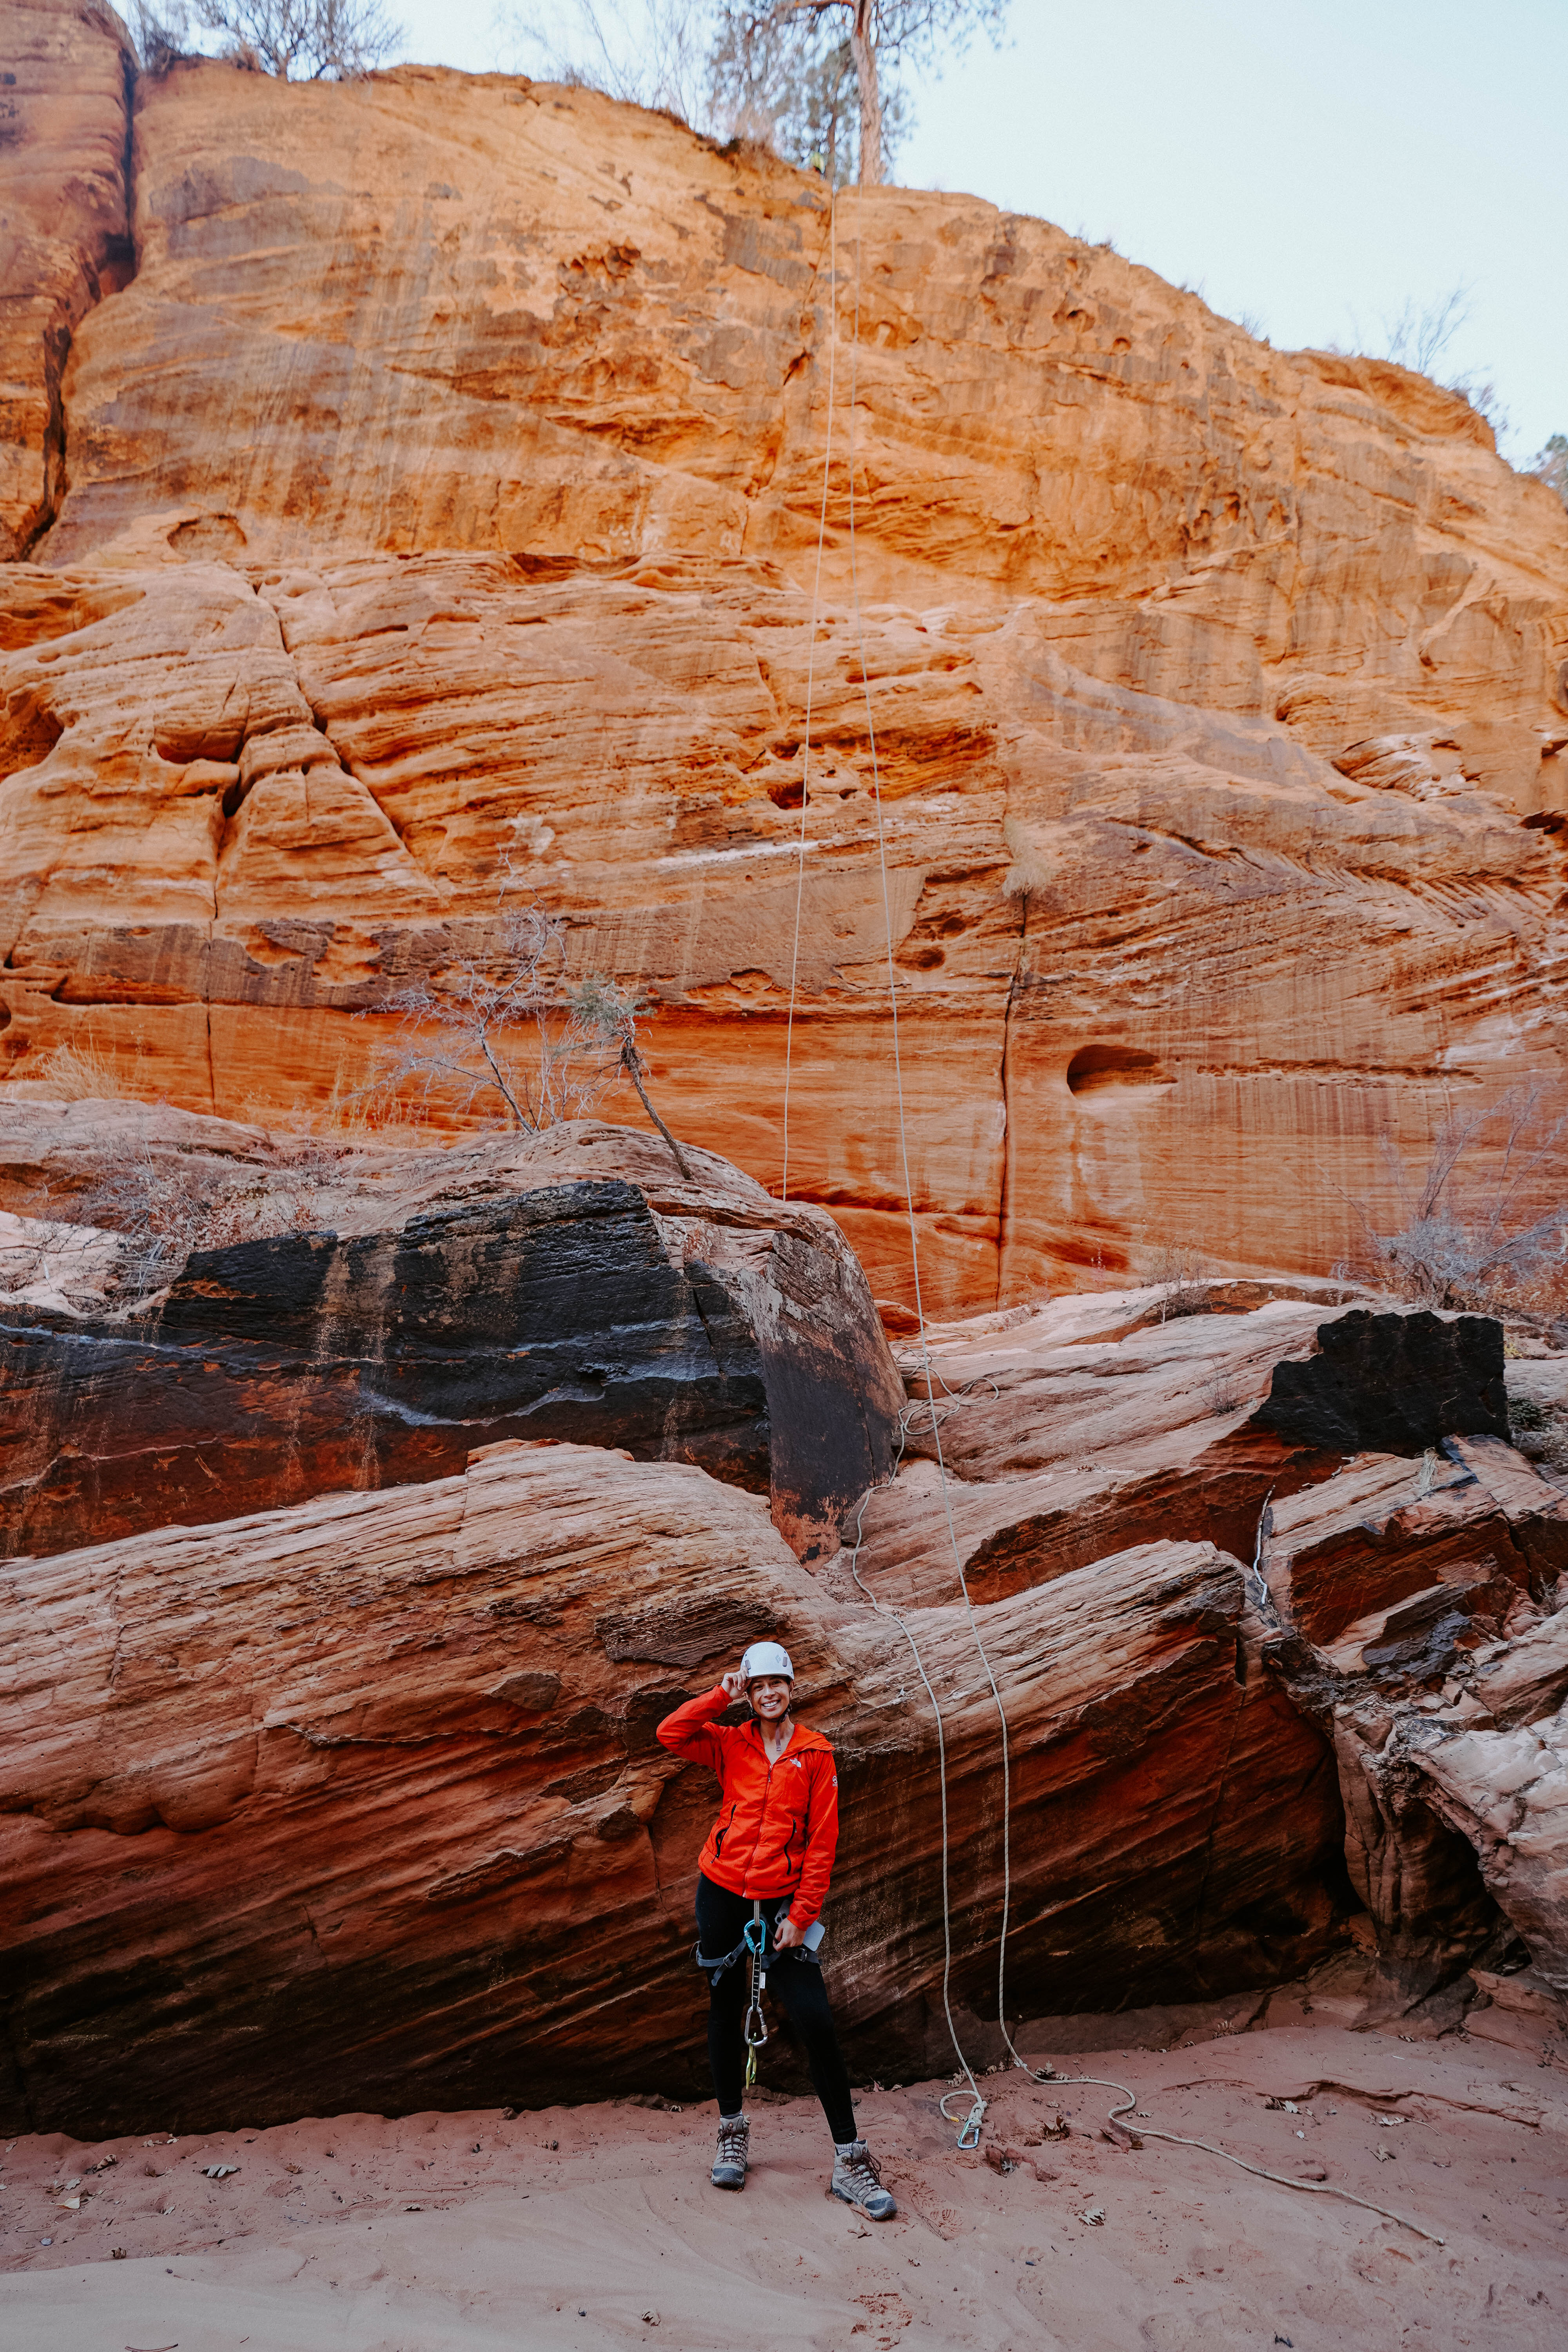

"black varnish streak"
[0,1178,897,1563]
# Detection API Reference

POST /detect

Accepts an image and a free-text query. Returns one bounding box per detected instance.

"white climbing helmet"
[741,1641,795,1684]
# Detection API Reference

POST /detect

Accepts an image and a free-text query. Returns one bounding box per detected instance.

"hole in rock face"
[1065,1044,1171,1096]
[0,699,64,779]
[767,778,807,809]
[167,513,248,560]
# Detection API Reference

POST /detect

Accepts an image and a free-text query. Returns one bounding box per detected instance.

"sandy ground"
[5,2019,1564,2352]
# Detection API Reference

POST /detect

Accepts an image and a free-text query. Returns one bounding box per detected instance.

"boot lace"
[837,2142,882,2192]
[717,2116,750,2162]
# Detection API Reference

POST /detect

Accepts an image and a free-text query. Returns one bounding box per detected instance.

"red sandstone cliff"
[4,5,1568,2143]
[2,10,1566,1308]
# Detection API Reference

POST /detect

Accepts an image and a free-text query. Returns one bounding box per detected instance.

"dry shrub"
[1353,1087,1568,1333]
[361,891,691,1174]
[1149,1242,1213,1322]
[70,1140,331,1305]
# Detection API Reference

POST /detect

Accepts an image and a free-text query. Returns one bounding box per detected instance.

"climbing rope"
[839,174,1028,2142]
[775,185,994,2149]
[1025,2067,1445,2246]
[775,184,1445,2256]
[779,194,838,1203]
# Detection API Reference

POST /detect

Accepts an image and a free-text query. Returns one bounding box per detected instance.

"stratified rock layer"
[1,1436,1342,2139]
[9,1252,1568,2139]
[0,2,133,560]
[1,39,1566,1307]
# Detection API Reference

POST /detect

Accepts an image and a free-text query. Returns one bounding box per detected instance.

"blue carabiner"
[743,1915,766,1957]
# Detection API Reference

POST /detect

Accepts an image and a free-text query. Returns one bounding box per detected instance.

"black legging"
[695,1873,857,2145]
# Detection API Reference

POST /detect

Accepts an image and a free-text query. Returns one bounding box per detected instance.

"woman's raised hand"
[720,1666,748,1702]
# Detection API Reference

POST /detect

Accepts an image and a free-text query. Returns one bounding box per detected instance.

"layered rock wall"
[1,1434,1345,2138]
[0,1,134,560]
[11,1236,1568,2139]
[2,28,1566,1307]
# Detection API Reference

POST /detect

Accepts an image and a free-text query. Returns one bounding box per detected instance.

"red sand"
[5,2021,1564,2351]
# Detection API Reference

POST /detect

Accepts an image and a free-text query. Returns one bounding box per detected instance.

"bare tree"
[715,0,1006,183]
[193,0,403,78]
[503,1,1005,184]
[568,973,695,1176]
[363,898,693,1174]
[1533,433,1568,512]
[710,4,878,181]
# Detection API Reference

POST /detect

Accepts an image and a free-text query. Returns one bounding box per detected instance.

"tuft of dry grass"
[20,1039,134,1102]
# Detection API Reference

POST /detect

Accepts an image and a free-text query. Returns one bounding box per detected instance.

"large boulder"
[1,1437,1342,2139]
[0,1116,904,1565]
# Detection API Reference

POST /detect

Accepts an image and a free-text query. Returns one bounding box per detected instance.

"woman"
[657,1641,896,2219]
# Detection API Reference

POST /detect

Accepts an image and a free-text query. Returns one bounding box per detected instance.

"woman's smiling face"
[748,1674,793,1720]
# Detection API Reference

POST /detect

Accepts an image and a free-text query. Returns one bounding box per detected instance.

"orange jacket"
[656,1684,840,1930]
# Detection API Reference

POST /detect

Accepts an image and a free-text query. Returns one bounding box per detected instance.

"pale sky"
[380,0,1563,463]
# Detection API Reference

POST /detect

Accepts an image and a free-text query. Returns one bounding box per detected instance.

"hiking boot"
[830,2140,897,2220]
[711,2113,750,2190]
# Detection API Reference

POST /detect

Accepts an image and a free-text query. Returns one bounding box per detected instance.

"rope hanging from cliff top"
[840,182,1022,2137]
[778,195,1450,2247]
[774,187,990,2149]
[778,197,837,1203]
[775,179,1016,2150]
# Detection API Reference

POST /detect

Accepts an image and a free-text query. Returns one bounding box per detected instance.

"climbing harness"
[694,1930,754,1989]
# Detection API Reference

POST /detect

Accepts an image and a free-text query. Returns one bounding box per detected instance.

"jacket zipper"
[744,1733,797,1892]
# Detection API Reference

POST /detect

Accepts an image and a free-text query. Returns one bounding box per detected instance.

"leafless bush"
[1149,1242,1213,1323]
[193,0,402,79]
[502,0,716,123]
[1352,1087,1568,1323]
[1379,285,1472,377]
[361,894,693,1174]
[61,1142,332,1305]
[129,0,194,71]
[1329,282,1512,441]
[1532,434,1568,512]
